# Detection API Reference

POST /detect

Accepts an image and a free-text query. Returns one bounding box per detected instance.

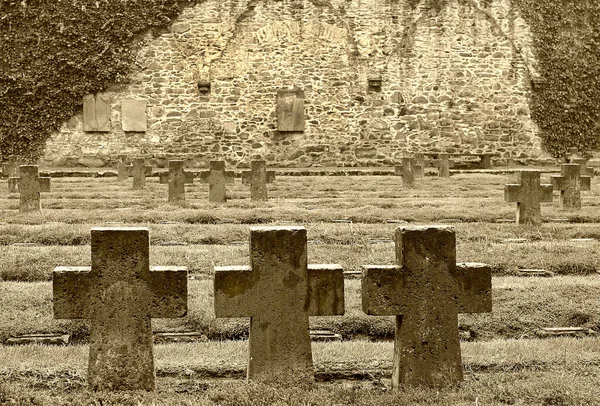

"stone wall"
[43,0,544,168]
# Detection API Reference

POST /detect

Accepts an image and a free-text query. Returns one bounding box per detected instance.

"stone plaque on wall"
[277,89,305,132]
[83,94,111,132]
[122,99,147,132]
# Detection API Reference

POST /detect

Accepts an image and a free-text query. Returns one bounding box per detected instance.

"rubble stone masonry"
[43,0,544,168]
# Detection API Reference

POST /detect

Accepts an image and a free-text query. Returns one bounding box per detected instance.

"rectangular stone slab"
[307,264,345,316]
[277,89,305,132]
[122,99,147,132]
[455,263,492,313]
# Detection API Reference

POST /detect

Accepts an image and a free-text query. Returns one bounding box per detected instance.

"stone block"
[122,100,148,132]
[277,89,305,132]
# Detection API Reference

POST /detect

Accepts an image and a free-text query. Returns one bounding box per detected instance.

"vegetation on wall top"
[0,0,198,161]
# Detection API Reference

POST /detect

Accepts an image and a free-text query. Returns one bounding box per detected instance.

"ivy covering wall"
[0,0,198,161]
[0,0,599,160]
[513,0,600,157]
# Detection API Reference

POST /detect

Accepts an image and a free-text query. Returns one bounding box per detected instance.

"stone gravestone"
[241,160,276,201]
[199,161,234,203]
[504,171,553,225]
[569,157,594,178]
[160,160,194,204]
[434,153,451,178]
[214,226,344,384]
[551,163,591,210]
[117,155,130,181]
[132,158,152,190]
[18,165,51,213]
[2,155,19,178]
[53,228,187,391]
[413,153,426,178]
[362,226,492,389]
[83,94,111,132]
[9,171,51,194]
[277,89,305,132]
[122,99,147,132]
[401,157,415,188]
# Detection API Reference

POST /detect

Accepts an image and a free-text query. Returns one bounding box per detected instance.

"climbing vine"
[513,0,600,157]
[0,0,198,161]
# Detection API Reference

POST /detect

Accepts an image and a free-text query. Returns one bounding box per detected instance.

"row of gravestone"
[3,160,276,212]
[50,225,491,391]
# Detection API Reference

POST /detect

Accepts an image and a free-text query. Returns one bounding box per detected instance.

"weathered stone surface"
[200,161,228,203]
[83,94,111,132]
[241,160,275,201]
[436,153,451,178]
[77,156,106,168]
[504,171,553,225]
[214,226,344,384]
[413,153,425,178]
[167,160,188,204]
[117,155,129,181]
[132,158,148,190]
[53,228,187,391]
[277,89,305,132]
[19,165,44,213]
[551,164,591,210]
[122,99,147,132]
[2,155,19,178]
[361,226,491,389]
[402,157,415,188]
[569,157,594,178]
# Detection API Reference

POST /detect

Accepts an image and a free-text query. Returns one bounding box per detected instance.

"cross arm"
[455,263,492,313]
[541,184,554,203]
[361,265,407,316]
[53,266,93,319]
[581,176,591,191]
[267,171,276,183]
[551,175,566,191]
[504,184,521,203]
[307,264,344,316]
[39,177,51,192]
[214,265,255,318]
[149,266,188,318]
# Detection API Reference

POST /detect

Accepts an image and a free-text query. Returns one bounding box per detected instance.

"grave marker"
[117,155,130,181]
[214,226,344,384]
[200,161,234,203]
[241,160,276,201]
[83,94,111,132]
[9,171,51,194]
[53,228,187,390]
[132,158,152,190]
[18,165,51,213]
[362,226,492,389]
[414,153,426,178]
[435,153,451,178]
[504,171,553,225]
[122,99,147,132]
[401,157,415,188]
[569,157,594,178]
[551,163,591,210]
[2,155,19,178]
[161,160,194,204]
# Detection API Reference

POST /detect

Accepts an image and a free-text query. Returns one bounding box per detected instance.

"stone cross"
[53,228,187,391]
[413,153,426,178]
[2,155,19,178]
[132,158,152,190]
[159,160,194,204]
[434,153,451,178]
[362,226,492,389]
[214,226,344,384]
[9,172,51,194]
[199,161,234,203]
[241,160,276,201]
[17,165,51,213]
[398,157,415,188]
[551,163,591,210]
[117,155,129,181]
[504,171,553,225]
[569,157,594,178]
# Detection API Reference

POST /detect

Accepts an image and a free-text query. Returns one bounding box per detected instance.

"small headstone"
[132,158,151,190]
[504,171,553,225]
[241,160,275,201]
[214,226,344,384]
[18,165,51,213]
[551,164,591,210]
[200,161,229,203]
[362,227,492,389]
[413,153,426,178]
[401,157,415,188]
[53,228,187,390]
[164,160,193,204]
[2,155,19,178]
[435,153,451,178]
[569,157,594,178]
[117,155,130,181]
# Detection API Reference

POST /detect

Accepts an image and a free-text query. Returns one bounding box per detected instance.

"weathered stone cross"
[199,161,234,203]
[413,153,426,178]
[504,171,553,225]
[158,160,194,204]
[132,158,153,190]
[214,226,344,384]
[362,226,492,389]
[16,165,51,212]
[551,163,591,210]
[53,228,187,391]
[433,153,452,178]
[117,154,129,181]
[2,155,19,178]
[241,160,276,201]
[396,157,416,188]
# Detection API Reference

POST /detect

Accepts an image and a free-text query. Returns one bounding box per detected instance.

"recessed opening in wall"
[368,77,382,91]
[197,80,211,95]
